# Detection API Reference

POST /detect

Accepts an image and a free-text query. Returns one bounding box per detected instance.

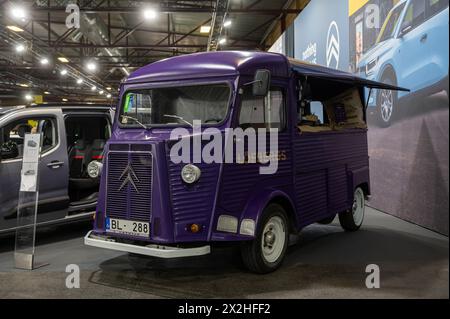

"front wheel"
[376,74,398,127]
[339,187,365,232]
[240,204,289,274]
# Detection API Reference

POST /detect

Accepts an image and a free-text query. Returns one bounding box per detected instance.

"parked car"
[0,104,114,234]
[84,51,406,273]
[357,0,449,126]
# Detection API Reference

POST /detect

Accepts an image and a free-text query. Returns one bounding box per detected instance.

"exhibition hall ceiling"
[0,0,306,103]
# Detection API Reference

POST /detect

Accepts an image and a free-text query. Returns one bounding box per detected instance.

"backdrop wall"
[292,0,449,235]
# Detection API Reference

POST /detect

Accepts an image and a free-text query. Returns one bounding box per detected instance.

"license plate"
[106,218,150,238]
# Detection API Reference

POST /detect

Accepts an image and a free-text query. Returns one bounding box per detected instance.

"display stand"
[14,133,48,270]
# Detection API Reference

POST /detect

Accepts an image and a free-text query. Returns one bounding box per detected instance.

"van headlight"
[87,161,103,178]
[181,164,201,184]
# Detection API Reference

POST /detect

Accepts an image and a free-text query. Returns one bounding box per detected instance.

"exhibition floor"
[0,207,448,299]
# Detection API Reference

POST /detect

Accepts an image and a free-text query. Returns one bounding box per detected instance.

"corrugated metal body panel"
[219,133,293,213]
[167,159,220,225]
[294,130,369,226]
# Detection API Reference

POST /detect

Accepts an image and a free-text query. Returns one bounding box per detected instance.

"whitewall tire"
[240,203,289,274]
[339,187,365,232]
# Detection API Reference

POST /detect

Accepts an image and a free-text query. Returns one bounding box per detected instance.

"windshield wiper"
[163,114,193,127]
[121,115,148,129]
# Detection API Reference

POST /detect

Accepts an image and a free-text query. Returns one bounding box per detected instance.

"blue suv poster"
[294,0,449,235]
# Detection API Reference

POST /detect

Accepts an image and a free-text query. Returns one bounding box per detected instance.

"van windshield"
[119,84,230,127]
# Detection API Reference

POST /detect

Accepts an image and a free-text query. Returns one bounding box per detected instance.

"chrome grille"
[106,149,152,222]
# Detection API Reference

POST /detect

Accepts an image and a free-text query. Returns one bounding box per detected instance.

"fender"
[239,188,297,238]
[374,62,396,90]
[347,166,371,203]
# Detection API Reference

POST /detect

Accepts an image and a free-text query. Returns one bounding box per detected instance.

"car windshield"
[120,84,231,127]
[376,3,406,44]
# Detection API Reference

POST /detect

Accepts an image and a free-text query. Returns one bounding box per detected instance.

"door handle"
[47,161,64,168]
[420,34,428,43]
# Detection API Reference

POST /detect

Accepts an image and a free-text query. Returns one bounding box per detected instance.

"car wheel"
[377,73,398,127]
[240,203,289,274]
[318,215,335,225]
[339,187,365,232]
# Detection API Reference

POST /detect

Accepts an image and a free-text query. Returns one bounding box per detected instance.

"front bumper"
[84,231,211,258]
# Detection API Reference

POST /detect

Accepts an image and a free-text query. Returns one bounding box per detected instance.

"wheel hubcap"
[380,89,393,123]
[352,188,365,226]
[261,216,286,263]
[264,230,276,246]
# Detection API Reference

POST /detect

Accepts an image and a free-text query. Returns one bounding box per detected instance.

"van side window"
[298,88,366,133]
[0,117,57,160]
[298,101,332,132]
[239,87,286,131]
[65,116,110,178]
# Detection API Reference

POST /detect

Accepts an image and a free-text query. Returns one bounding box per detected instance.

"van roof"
[125,51,408,92]
[126,51,290,83]
[0,104,111,117]
[0,106,24,117]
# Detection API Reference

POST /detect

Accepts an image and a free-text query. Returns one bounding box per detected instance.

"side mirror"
[253,69,271,97]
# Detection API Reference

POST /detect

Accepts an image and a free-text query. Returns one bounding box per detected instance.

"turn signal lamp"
[189,224,201,233]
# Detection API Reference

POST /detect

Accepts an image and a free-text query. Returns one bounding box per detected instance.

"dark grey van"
[0,104,113,234]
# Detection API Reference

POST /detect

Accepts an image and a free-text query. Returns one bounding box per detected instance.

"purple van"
[84,51,406,273]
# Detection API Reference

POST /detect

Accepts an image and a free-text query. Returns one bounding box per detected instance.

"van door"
[219,83,292,217]
[0,110,69,231]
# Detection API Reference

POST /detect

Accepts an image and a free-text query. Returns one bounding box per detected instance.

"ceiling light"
[6,25,24,32]
[58,57,69,63]
[106,93,112,98]
[106,87,112,91]
[18,83,29,87]
[62,98,68,102]
[60,69,68,76]
[86,61,97,71]
[15,43,26,53]
[44,91,50,95]
[143,8,157,20]
[40,57,49,65]
[99,90,104,95]
[76,78,83,84]
[200,25,211,33]
[91,85,97,91]
[223,20,232,28]
[219,38,227,45]
[25,94,33,101]
[10,6,27,20]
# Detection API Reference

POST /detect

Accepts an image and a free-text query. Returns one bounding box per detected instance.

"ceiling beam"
[207,0,229,51]
[29,6,302,14]
[8,43,259,49]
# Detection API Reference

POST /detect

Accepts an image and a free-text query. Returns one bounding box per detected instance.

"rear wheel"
[339,187,365,232]
[240,203,289,274]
